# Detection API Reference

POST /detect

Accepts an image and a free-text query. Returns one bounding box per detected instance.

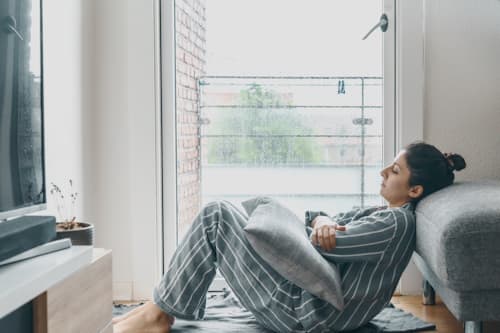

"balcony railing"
[197,76,384,215]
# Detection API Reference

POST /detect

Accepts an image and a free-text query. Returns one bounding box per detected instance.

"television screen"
[0,0,45,219]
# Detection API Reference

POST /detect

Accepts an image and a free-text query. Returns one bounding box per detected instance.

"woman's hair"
[404,141,466,203]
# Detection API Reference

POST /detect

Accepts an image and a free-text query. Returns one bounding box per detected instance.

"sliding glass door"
[162,0,396,288]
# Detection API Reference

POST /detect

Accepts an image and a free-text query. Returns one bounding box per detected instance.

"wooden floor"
[392,295,500,333]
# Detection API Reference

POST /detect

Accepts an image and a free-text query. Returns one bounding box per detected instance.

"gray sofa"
[414,180,500,333]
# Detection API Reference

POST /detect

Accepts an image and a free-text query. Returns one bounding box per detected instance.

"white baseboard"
[113,282,133,301]
[132,283,154,301]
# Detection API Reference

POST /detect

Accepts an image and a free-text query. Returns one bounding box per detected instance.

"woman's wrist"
[311,216,335,228]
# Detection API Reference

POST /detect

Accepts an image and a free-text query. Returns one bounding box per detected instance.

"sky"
[205,0,384,77]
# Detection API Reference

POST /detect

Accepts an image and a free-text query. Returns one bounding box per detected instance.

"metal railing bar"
[203,193,381,198]
[199,82,382,87]
[200,105,382,109]
[199,75,383,80]
[200,134,382,138]
[203,163,383,168]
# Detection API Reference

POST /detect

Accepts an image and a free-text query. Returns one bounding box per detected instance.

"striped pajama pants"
[153,200,307,332]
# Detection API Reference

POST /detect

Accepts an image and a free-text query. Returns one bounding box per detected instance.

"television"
[0,0,46,221]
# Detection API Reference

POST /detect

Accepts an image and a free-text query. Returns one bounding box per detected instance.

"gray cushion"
[242,196,345,311]
[415,180,500,291]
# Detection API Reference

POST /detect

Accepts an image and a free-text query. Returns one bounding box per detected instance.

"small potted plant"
[50,179,94,246]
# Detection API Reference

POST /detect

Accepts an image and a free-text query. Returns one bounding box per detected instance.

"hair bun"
[444,153,466,171]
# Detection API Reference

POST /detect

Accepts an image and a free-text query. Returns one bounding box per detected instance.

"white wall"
[41,0,160,301]
[126,0,163,300]
[424,0,500,180]
[43,0,86,222]
[88,0,133,300]
[89,0,161,300]
[401,0,500,295]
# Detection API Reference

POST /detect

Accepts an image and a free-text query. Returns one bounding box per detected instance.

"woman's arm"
[305,205,384,228]
[310,209,400,263]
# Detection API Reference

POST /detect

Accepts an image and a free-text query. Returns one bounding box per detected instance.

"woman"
[114,141,466,333]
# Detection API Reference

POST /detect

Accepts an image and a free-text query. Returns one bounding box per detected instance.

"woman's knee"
[200,200,234,222]
[204,200,246,227]
[204,200,234,214]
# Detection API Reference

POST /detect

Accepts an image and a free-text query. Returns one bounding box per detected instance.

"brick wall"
[175,0,206,238]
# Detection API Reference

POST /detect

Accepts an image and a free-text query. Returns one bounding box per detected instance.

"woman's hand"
[310,217,347,251]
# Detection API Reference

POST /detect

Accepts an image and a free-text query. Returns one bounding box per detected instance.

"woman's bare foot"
[112,302,146,324]
[113,301,175,333]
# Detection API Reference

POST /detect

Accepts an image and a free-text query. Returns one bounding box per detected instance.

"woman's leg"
[154,200,303,332]
[152,200,221,320]
[116,200,302,332]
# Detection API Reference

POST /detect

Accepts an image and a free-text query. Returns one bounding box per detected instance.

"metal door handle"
[362,14,388,40]
[3,16,24,41]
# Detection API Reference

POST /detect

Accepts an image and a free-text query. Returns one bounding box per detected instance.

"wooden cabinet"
[33,249,113,333]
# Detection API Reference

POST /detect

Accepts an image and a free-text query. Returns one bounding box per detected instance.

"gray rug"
[113,291,435,332]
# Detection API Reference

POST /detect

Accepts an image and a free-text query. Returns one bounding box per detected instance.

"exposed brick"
[175,0,206,225]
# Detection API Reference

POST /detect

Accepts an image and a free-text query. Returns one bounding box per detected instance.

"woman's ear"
[408,185,424,199]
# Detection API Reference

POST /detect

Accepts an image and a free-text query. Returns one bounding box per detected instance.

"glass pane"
[174,0,385,245]
[199,77,385,219]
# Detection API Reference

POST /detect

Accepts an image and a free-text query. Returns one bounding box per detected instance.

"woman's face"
[379,150,423,207]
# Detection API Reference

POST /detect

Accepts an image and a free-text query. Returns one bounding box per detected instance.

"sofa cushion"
[415,180,500,292]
